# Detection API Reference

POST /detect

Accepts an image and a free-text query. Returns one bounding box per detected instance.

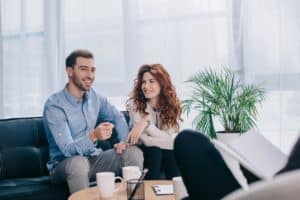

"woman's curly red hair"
[127,64,182,131]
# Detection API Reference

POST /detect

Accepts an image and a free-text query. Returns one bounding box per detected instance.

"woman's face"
[141,72,161,101]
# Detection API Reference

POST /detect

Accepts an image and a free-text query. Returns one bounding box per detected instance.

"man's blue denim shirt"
[43,86,129,171]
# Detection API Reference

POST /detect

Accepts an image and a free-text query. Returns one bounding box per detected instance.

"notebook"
[213,128,288,180]
[152,184,174,195]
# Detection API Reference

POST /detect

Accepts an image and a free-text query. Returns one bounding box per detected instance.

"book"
[212,129,288,180]
[152,184,174,195]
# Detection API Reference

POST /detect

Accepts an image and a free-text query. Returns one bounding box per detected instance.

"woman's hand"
[127,120,149,145]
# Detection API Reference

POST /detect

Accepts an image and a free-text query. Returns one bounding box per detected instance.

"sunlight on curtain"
[0,0,231,118]
[62,0,230,113]
[242,0,300,153]
[0,0,45,117]
[1,0,299,152]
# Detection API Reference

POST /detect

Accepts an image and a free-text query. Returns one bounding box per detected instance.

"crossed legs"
[174,130,241,200]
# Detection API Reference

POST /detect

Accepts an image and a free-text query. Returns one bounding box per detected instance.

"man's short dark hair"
[65,49,94,68]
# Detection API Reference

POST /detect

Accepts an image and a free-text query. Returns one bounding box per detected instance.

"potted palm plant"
[182,67,265,141]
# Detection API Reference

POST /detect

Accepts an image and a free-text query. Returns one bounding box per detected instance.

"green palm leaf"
[182,67,265,138]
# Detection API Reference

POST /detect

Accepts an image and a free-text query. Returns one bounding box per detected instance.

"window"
[1,0,45,117]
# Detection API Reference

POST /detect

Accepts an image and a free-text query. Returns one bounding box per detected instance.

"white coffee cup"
[122,166,142,182]
[172,176,188,200]
[96,172,123,198]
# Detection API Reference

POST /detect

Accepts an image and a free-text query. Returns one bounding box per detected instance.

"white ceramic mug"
[122,166,142,182]
[96,172,123,198]
[172,176,188,200]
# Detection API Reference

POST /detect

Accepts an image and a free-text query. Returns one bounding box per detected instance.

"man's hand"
[114,141,128,154]
[127,120,148,145]
[94,122,114,140]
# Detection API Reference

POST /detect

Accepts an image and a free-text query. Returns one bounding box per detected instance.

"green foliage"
[182,67,265,138]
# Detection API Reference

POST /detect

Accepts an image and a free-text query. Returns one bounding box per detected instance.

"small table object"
[68,180,175,200]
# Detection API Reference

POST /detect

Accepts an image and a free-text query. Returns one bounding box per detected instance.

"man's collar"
[63,85,91,105]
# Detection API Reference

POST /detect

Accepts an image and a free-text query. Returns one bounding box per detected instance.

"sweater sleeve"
[127,101,176,150]
[140,124,176,150]
[126,100,143,127]
[139,132,174,150]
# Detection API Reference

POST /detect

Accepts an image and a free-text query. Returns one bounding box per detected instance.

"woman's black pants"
[139,145,180,180]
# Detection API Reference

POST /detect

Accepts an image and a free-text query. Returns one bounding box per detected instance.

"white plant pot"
[216,132,241,144]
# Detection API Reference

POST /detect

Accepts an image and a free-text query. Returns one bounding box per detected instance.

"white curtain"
[62,0,232,109]
[0,0,65,117]
[0,0,231,115]
[241,0,300,152]
[0,0,299,152]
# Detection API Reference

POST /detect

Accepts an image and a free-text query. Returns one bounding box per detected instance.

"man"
[43,49,143,194]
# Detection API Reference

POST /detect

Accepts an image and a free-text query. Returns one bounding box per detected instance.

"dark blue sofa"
[0,117,69,200]
[0,112,129,200]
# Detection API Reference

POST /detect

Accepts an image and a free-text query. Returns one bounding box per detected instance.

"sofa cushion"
[0,118,47,147]
[0,117,49,180]
[0,176,68,200]
[0,146,46,179]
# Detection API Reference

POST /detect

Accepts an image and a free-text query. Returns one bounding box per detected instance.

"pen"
[128,168,148,200]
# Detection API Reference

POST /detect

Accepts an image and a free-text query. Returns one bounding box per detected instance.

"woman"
[126,64,182,180]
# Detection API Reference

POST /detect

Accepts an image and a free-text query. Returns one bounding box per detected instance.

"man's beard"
[71,75,93,92]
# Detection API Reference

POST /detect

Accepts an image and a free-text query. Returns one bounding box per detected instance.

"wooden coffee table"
[68,180,175,200]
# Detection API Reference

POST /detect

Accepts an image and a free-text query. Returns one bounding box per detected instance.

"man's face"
[67,57,96,92]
